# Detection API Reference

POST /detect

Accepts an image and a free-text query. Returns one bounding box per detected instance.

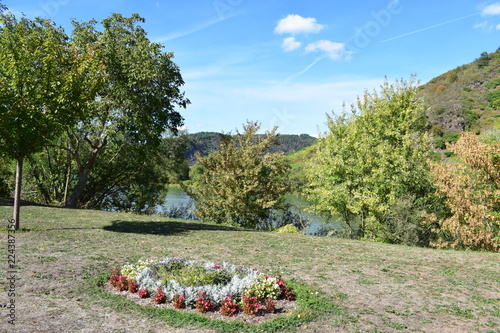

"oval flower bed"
[107,257,295,321]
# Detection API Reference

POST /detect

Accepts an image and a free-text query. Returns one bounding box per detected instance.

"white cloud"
[497,23,500,29]
[305,40,346,60]
[482,3,500,15]
[282,37,302,51]
[274,14,325,34]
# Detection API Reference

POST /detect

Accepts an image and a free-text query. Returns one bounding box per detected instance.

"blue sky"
[3,0,500,135]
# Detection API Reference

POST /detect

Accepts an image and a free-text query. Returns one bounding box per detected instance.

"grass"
[1,202,499,332]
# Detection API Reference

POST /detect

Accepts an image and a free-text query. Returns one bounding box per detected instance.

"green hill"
[419,47,500,136]
[184,132,317,165]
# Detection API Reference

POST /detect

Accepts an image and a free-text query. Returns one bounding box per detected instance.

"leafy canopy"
[306,78,435,242]
[186,121,290,229]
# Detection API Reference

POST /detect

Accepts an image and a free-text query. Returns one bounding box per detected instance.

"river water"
[159,187,344,236]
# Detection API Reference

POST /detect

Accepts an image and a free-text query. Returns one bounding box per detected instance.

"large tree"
[186,122,290,229]
[63,13,189,208]
[24,132,190,213]
[306,78,435,243]
[0,11,99,229]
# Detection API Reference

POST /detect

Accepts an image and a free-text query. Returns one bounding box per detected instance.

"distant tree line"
[184,132,316,165]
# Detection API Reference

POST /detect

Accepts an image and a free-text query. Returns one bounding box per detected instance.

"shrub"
[276,224,300,234]
[172,294,186,309]
[276,276,295,301]
[154,288,166,304]
[128,279,138,293]
[242,274,281,301]
[138,288,149,299]
[195,291,213,313]
[241,296,260,315]
[264,298,276,313]
[219,295,239,317]
[135,258,259,307]
[185,121,290,229]
[424,132,500,251]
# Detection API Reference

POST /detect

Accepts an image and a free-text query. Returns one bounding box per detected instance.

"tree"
[0,12,99,229]
[62,13,189,208]
[305,78,435,242]
[423,132,500,251]
[24,133,189,212]
[186,122,290,229]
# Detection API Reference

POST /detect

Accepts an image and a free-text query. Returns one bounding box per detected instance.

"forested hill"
[184,132,317,165]
[419,47,500,136]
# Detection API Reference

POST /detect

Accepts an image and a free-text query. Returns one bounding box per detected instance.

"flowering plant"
[110,257,295,316]
[138,288,149,299]
[172,294,186,309]
[241,295,260,315]
[242,274,281,301]
[154,288,166,304]
[219,295,239,317]
[264,298,276,313]
[195,291,212,313]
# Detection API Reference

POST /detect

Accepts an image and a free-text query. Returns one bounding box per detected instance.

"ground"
[0,203,499,332]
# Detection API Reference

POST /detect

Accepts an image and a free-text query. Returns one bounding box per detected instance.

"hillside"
[419,47,500,138]
[1,203,498,332]
[184,132,317,165]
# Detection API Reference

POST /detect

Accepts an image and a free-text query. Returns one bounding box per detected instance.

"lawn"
[0,202,499,332]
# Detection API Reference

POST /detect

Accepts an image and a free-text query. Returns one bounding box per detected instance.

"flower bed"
[107,257,295,319]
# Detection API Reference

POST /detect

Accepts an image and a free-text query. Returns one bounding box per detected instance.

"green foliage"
[486,90,500,109]
[62,13,188,208]
[421,48,500,133]
[18,13,189,211]
[275,224,300,234]
[157,263,233,287]
[242,274,282,302]
[185,132,316,165]
[0,11,102,228]
[486,78,500,89]
[186,121,290,229]
[477,51,490,68]
[0,153,13,197]
[434,131,460,149]
[0,13,100,159]
[306,78,435,243]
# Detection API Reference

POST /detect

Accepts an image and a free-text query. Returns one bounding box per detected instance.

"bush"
[219,295,239,316]
[185,121,290,229]
[276,224,300,234]
[242,274,281,302]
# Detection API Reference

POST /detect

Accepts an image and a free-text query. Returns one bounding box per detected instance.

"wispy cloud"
[282,37,302,51]
[482,3,500,15]
[274,14,325,34]
[381,12,480,42]
[305,40,346,60]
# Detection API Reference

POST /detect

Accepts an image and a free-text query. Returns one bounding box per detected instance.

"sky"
[3,0,500,135]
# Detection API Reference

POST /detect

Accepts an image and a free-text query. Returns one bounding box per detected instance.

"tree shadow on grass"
[103,219,245,236]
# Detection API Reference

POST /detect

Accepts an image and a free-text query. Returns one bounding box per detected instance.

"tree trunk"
[13,156,23,231]
[65,149,98,208]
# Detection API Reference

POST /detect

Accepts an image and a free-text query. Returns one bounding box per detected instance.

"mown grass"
[1,202,499,332]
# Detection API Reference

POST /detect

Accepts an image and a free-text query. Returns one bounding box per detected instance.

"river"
[159,187,344,236]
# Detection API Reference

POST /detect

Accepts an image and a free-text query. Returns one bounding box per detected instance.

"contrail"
[284,56,325,82]
[381,12,480,43]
